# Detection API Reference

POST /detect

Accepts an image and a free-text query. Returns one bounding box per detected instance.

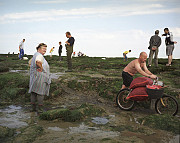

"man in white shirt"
[19,39,25,60]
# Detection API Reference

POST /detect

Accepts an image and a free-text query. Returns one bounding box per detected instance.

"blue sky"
[0,0,180,58]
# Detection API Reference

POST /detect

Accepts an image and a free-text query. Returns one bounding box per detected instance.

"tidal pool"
[0,105,30,128]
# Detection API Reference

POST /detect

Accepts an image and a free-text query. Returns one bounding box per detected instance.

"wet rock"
[139,114,180,134]
[0,126,14,138]
[92,117,109,125]
[39,103,105,122]
[13,125,43,143]
[0,66,9,73]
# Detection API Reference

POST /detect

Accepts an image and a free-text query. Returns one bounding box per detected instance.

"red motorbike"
[116,77,178,116]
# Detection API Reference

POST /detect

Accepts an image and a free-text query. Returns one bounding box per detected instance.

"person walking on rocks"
[123,50,131,61]
[19,39,25,60]
[148,30,161,67]
[49,47,55,57]
[65,31,75,72]
[58,42,63,61]
[29,43,51,113]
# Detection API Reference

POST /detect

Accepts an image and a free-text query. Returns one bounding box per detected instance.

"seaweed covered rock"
[39,109,71,121]
[0,66,9,73]
[78,103,105,117]
[13,125,43,143]
[0,126,14,141]
[139,114,180,134]
[39,103,105,122]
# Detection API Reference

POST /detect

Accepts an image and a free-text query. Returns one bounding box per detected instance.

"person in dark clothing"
[58,42,63,61]
[65,31,75,72]
[162,28,177,66]
[148,30,161,67]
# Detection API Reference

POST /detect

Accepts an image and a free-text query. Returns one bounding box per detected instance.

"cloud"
[0,3,179,23]
[170,27,180,38]
[32,0,69,4]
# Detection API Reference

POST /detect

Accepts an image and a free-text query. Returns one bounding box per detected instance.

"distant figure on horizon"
[123,50,131,61]
[58,42,63,61]
[78,51,81,57]
[19,39,25,60]
[148,30,161,67]
[121,52,157,89]
[162,28,177,66]
[73,51,76,57]
[65,31,75,72]
[50,47,55,57]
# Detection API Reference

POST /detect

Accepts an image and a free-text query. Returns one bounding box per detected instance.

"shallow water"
[9,70,65,80]
[9,70,28,73]
[92,117,109,125]
[169,135,180,143]
[69,123,119,138]
[50,72,65,79]
[0,105,30,128]
[48,126,64,132]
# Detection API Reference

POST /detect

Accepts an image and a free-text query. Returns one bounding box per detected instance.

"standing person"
[49,47,55,57]
[162,28,177,66]
[65,31,75,72]
[148,30,161,67]
[123,50,131,61]
[19,39,25,60]
[29,43,51,113]
[58,42,63,61]
[121,52,157,89]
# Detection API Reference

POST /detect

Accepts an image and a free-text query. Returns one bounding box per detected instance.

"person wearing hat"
[148,30,161,67]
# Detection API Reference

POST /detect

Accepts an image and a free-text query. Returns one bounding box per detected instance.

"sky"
[0,0,180,58]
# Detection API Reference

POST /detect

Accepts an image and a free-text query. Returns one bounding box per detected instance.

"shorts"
[166,45,174,56]
[122,71,133,87]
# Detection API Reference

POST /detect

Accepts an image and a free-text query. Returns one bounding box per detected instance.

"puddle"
[48,127,64,132]
[0,105,30,128]
[169,135,180,143]
[9,70,65,80]
[69,123,119,138]
[109,115,115,118]
[10,70,28,73]
[9,70,29,76]
[50,72,65,79]
[77,80,88,83]
[92,117,109,125]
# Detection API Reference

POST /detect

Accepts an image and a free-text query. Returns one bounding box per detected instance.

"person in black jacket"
[162,28,177,66]
[58,41,63,61]
[148,30,161,67]
[65,31,75,72]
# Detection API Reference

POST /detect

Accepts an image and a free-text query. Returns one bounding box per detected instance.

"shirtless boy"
[122,52,157,89]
